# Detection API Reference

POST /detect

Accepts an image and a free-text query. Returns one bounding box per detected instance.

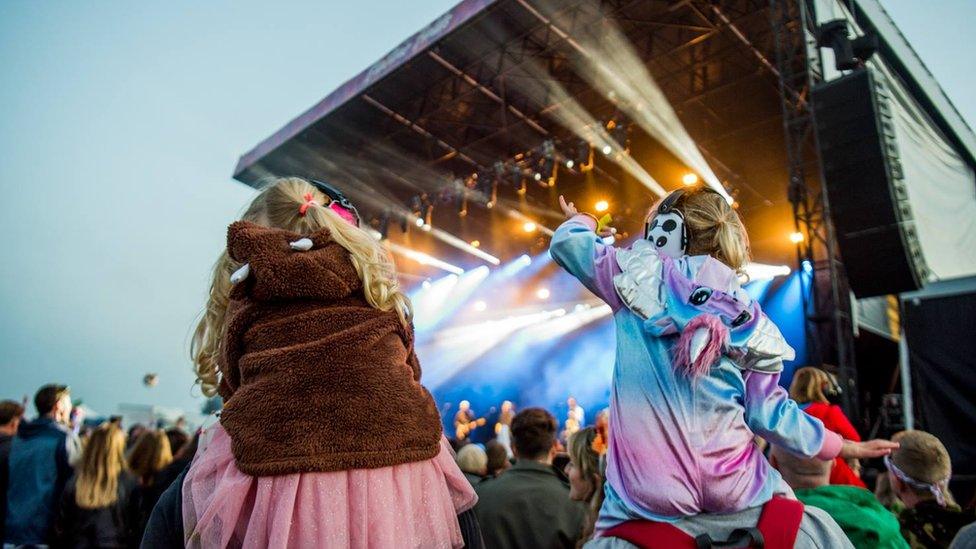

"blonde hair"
[650,188,750,273]
[191,177,413,397]
[789,367,832,404]
[568,427,604,546]
[126,429,173,485]
[75,423,127,509]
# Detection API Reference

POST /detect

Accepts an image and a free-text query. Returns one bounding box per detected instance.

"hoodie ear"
[226,221,361,301]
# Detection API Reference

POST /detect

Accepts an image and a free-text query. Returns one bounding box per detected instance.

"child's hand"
[840,439,899,459]
[559,195,617,237]
[559,195,579,219]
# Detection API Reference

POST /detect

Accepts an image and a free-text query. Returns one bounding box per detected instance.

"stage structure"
[232,0,976,426]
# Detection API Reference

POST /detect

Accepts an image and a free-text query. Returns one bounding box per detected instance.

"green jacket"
[475,459,586,549]
[795,485,908,549]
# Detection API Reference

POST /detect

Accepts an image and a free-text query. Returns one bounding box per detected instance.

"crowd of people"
[0,386,197,547]
[2,176,974,548]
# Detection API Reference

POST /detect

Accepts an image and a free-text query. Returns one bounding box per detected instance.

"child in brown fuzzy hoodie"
[181,177,478,548]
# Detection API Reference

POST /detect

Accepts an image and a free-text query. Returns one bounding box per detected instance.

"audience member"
[126,428,173,537]
[457,444,489,487]
[4,384,81,545]
[485,440,511,478]
[790,367,866,487]
[55,422,141,547]
[565,427,605,548]
[0,400,25,541]
[164,427,188,457]
[125,424,146,451]
[950,523,976,549]
[475,408,585,549]
[770,445,906,548]
[885,430,975,548]
[150,432,198,505]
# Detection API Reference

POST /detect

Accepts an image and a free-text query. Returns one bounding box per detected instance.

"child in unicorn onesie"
[549,188,897,535]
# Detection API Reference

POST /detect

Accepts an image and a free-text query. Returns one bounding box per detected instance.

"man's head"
[34,384,71,424]
[511,407,558,464]
[567,396,577,408]
[886,430,954,508]
[770,445,832,490]
[0,400,25,436]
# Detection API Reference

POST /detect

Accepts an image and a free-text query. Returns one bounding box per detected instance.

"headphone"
[309,179,361,227]
[644,187,723,259]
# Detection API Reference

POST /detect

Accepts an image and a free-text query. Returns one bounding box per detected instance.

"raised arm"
[549,196,624,311]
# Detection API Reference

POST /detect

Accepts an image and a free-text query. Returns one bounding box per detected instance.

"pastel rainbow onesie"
[549,215,842,529]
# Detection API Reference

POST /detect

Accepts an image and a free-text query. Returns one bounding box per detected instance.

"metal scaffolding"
[769,0,860,423]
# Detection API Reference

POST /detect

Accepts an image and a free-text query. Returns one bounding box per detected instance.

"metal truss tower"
[768,0,860,423]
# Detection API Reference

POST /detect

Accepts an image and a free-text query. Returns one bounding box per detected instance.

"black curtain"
[904,290,976,507]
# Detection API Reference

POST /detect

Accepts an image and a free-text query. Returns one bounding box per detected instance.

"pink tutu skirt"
[182,423,477,548]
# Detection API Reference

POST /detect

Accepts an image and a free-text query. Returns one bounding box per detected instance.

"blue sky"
[1,1,972,417]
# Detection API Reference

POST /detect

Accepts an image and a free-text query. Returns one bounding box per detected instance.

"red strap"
[603,520,698,549]
[755,496,805,549]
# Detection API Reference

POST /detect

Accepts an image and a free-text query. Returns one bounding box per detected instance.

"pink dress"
[182,423,477,548]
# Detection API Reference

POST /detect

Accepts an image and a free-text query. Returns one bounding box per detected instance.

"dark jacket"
[4,417,80,545]
[0,433,12,541]
[474,459,586,549]
[141,465,485,549]
[56,472,141,548]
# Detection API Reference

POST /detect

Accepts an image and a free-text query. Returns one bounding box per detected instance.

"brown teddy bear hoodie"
[216,221,443,476]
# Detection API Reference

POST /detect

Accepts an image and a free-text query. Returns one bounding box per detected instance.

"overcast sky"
[1,0,972,417]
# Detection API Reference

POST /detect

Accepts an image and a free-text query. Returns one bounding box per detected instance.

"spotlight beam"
[386,242,464,275]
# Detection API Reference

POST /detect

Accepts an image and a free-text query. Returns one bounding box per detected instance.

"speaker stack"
[812,68,929,298]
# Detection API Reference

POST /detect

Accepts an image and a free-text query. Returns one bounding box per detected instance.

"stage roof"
[231,0,974,276]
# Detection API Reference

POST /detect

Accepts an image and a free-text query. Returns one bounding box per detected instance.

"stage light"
[789,231,804,244]
[422,279,432,290]
[744,262,792,280]
[386,242,464,275]
[517,254,532,267]
[565,159,575,169]
[802,259,814,273]
[536,288,551,300]
[415,217,425,227]
[421,223,432,232]
[594,200,609,212]
[534,172,543,181]
[682,173,699,186]
[601,144,613,155]
[473,300,488,312]
[470,240,480,248]
[523,221,537,233]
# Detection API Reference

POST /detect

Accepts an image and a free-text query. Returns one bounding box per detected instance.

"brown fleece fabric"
[217,221,443,476]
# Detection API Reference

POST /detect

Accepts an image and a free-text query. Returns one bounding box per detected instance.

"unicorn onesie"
[549,213,842,531]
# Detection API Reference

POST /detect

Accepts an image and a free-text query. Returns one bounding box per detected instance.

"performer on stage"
[454,400,485,443]
[494,400,515,458]
[566,396,585,439]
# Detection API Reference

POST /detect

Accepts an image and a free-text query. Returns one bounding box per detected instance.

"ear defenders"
[645,189,689,259]
[309,179,361,227]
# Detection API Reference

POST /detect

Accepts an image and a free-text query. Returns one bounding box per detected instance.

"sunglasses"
[309,179,361,227]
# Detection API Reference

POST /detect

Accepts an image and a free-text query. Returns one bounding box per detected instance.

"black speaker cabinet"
[812,68,929,298]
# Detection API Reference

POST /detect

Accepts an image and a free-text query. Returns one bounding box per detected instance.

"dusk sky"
[1,0,972,418]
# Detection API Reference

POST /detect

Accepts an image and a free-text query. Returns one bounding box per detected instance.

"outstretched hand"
[558,195,579,218]
[840,439,899,459]
[559,195,616,238]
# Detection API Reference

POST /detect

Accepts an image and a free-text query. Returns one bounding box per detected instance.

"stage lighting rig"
[572,139,593,172]
[536,140,557,187]
[607,116,630,153]
[816,20,877,71]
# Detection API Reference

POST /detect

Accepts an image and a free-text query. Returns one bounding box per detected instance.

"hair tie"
[298,193,319,216]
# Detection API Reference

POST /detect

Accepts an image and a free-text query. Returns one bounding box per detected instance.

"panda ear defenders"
[645,189,689,259]
[644,186,724,259]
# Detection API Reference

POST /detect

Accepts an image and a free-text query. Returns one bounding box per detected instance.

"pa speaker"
[812,68,929,298]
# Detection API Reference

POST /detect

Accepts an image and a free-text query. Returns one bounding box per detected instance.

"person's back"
[5,384,79,546]
[56,472,140,548]
[0,400,24,542]
[475,408,585,549]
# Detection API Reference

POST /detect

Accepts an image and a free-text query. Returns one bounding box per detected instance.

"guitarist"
[454,401,485,442]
